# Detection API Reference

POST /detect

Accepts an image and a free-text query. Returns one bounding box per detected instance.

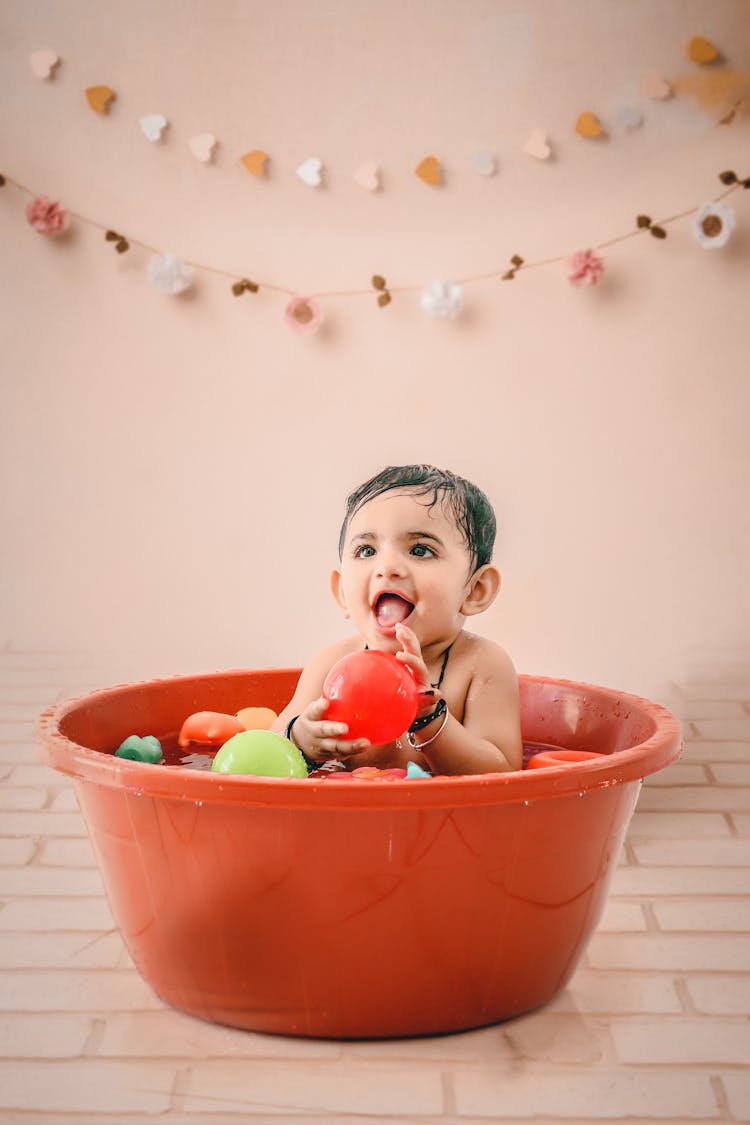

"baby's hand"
[290,697,370,763]
[394,622,433,697]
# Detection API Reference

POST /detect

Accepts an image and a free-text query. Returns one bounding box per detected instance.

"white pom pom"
[691,202,736,250]
[147,253,194,295]
[420,279,463,319]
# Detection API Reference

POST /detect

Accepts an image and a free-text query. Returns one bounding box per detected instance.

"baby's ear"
[461,564,501,617]
[330,569,350,618]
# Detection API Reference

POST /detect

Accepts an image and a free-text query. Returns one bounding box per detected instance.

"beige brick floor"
[1,652,749,1124]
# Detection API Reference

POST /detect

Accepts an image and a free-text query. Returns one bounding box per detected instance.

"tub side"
[37,671,682,808]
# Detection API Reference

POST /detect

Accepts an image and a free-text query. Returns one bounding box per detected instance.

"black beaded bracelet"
[408,697,447,734]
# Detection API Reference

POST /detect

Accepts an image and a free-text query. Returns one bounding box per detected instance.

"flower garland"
[1,168,747,335]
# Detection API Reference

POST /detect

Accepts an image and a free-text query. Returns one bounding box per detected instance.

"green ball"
[211,729,308,778]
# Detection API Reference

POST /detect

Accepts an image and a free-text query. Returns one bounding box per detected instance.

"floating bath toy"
[351,766,408,780]
[406,761,432,779]
[236,706,277,731]
[211,729,308,777]
[114,734,163,763]
[178,711,244,747]
[527,749,603,769]
[322,650,418,744]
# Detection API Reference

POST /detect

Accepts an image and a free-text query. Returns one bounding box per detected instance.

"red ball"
[322,650,419,745]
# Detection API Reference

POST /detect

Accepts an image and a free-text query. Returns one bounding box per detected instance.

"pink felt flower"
[564,248,604,287]
[26,195,68,235]
[284,296,322,335]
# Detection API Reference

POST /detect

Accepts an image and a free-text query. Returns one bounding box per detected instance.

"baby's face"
[334,489,474,651]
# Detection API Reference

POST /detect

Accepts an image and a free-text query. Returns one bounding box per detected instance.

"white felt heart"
[30,49,60,79]
[296,157,323,188]
[353,161,380,191]
[189,133,217,162]
[140,114,168,142]
[472,150,496,176]
[523,130,551,160]
[614,106,643,131]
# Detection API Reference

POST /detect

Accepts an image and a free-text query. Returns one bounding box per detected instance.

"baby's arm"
[396,625,522,774]
[273,641,371,765]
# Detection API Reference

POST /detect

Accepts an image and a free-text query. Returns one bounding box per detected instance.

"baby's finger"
[318,738,370,757]
[305,697,331,721]
[394,622,420,652]
[317,721,350,739]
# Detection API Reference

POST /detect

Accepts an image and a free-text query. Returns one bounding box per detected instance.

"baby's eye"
[411,543,436,558]
[353,544,376,558]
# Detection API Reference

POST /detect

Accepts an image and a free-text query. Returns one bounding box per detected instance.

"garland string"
[2,174,744,300]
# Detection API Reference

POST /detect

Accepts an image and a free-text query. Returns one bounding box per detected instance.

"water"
[136,733,567,773]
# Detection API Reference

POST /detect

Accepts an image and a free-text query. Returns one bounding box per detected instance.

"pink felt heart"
[30,49,60,79]
[353,161,380,191]
[189,133,217,162]
[523,130,551,160]
[641,73,672,100]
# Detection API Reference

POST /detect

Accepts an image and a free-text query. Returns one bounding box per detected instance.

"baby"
[274,465,522,775]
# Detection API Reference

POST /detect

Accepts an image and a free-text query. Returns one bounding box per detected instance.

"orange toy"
[527,749,603,769]
[236,706,277,731]
[177,710,243,747]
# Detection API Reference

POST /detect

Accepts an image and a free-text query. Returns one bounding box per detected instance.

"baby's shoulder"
[454,632,517,679]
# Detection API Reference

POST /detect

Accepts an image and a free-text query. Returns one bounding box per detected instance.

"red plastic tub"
[37,670,681,1038]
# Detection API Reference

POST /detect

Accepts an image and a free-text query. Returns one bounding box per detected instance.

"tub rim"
[36,669,682,809]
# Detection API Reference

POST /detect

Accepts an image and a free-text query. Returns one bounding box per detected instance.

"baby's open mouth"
[373,593,415,628]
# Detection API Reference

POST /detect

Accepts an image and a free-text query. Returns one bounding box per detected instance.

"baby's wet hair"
[338,465,496,572]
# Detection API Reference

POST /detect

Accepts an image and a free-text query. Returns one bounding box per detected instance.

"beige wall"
[1,0,749,700]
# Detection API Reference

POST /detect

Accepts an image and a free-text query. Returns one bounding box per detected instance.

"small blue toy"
[406,761,432,780]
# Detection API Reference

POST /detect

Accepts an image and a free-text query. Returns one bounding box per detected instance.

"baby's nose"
[376,548,407,577]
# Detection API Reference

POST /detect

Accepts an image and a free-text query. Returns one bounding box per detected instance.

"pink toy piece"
[527,749,603,769]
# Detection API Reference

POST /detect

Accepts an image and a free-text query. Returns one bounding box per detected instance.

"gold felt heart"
[415,156,443,186]
[687,36,720,64]
[575,111,604,139]
[241,150,269,177]
[85,85,115,114]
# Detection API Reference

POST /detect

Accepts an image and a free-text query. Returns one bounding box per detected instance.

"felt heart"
[472,150,496,176]
[687,35,719,64]
[242,149,269,176]
[296,156,323,187]
[641,73,672,100]
[522,130,551,160]
[140,113,167,142]
[415,155,443,186]
[30,49,60,79]
[575,111,604,139]
[614,106,643,131]
[189,133,216,162]
[85,85,115,114]
[353,161,380,191]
